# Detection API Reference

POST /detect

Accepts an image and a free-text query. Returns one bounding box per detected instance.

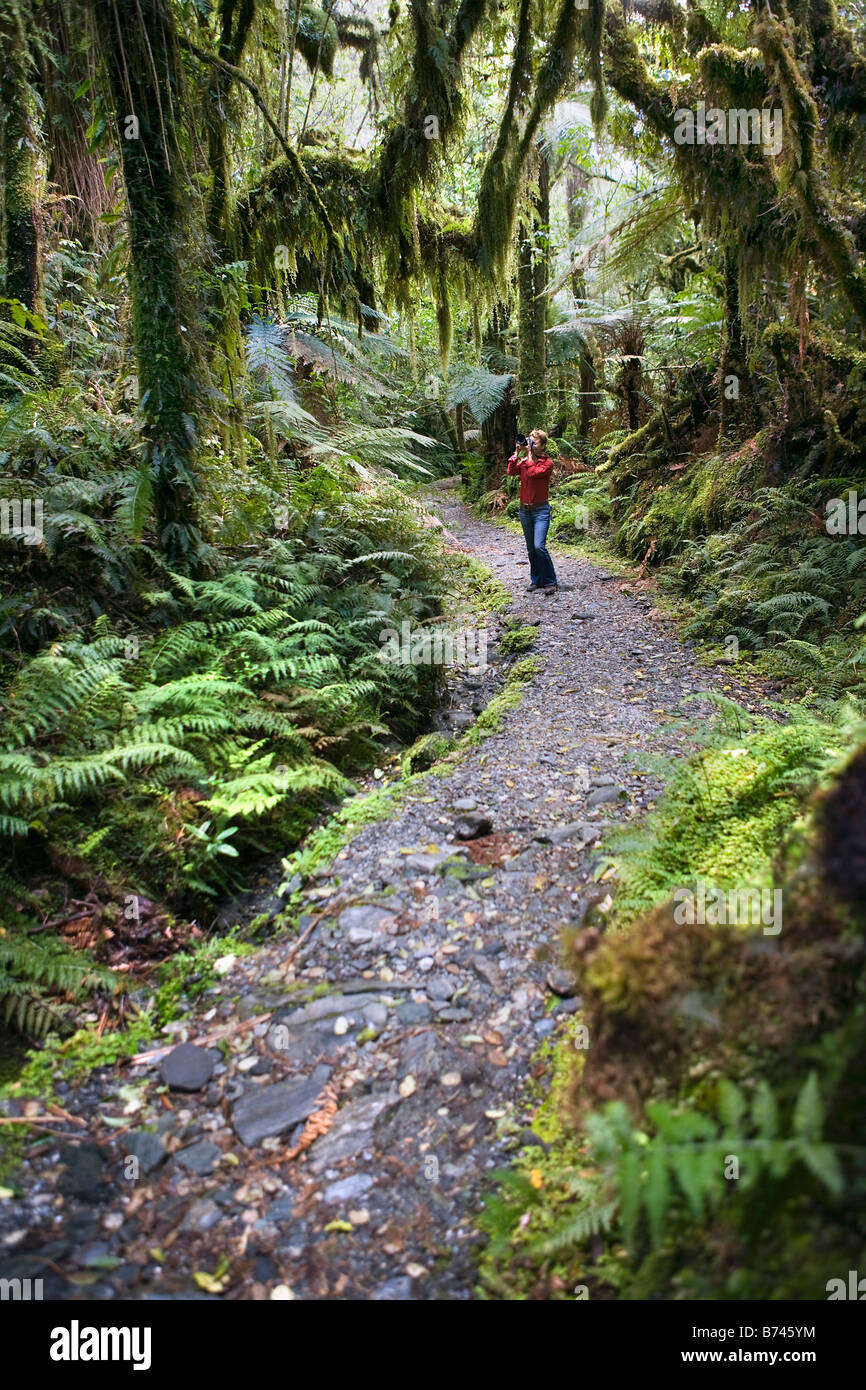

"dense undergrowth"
[0,236,471,1045]
[479,698,866,1300]
[469,383,866,1298]
[469,328,866,1301]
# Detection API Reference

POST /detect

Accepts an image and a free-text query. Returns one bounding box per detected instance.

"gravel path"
[0,482,772,1301]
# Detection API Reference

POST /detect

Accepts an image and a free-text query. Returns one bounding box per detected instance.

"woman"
[507,428,558,593]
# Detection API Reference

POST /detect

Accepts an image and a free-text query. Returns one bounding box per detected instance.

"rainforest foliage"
[1,0,866,1299]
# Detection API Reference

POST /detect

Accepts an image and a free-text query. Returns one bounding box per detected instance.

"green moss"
[499,624,538,655]
[401,732,455,775]
[5,1023,155,1103]
[297,5,339,76]
[152,927,255,1025]
[606,712,844,925]
[465,655,543,743]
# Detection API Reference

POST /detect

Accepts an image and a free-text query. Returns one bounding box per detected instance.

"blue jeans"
[519,503,557,587]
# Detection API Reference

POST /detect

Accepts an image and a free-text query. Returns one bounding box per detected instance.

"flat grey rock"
[470,954,503,992]
[425,973,456,1001]
[338,905,396,940]
[396,1001,432,1024]
[59,1143,104,1200]
[276,993,357,1026]
[534,820,606,846]
[231,1064,332,1146]
[587,785,624,807]
[324,1172,374,1204]
[180,1199,222,1233]
[176,1140,221,1175]
[306,1092,397,1172]
[362,1002,388,1027]
[122,1131,166,1175]
[401,851,451,873]
[372,1276,414,1300]
[400,1030,445,1082]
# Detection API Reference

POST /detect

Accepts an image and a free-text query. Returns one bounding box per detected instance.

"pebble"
[122,1131,165,1175]
[324,1173,374,1204]
[160,1043,215,1093]
[176,1140,222,1175]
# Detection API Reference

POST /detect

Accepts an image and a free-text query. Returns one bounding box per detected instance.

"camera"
[515,433,528,447]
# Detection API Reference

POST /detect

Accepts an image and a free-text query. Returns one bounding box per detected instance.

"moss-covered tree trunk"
[517,141,549,426]
[100,0,203,561]
[718,245,748,442]
[482,300,519,474]
[0,3,44,321]
[579,346,599,438]
[566,165,589,306]
[454,401,466,453]
[205,0,254,248]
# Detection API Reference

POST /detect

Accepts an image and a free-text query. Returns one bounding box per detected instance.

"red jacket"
[507,451,553,505]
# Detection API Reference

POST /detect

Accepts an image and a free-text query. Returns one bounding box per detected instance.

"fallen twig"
[46,1103,86,1127]
[127,1011,274,1067]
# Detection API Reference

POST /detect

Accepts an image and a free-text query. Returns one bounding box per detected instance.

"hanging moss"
[698,45,769,109]
[584,0,609,133]
[805,0,866,116]
[333,14,380,87]
[755,15,866,331]
[685,5,721,55]
[236,0,619,338]
[297,6,339,77]
[475,0,531,279]
[205,0,256,246]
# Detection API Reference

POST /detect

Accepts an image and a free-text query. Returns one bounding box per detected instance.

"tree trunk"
[481,299,519,479]
[579,343,599,438]
[566,165,589,306]
[100,0,204,560]
[482,381,519,483]
[454,400,466,453]
[205,0,254,248]
[621,355,642,431]
[0,3,44,324]
[517,140,549,427]
[718,245,748,442]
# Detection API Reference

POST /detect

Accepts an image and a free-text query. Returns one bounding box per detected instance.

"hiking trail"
[0,480,771,1301]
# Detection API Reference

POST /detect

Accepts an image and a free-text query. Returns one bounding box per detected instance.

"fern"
[592,1072,848,1255]
[0,935,121,1040]
[446,366,513,425]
